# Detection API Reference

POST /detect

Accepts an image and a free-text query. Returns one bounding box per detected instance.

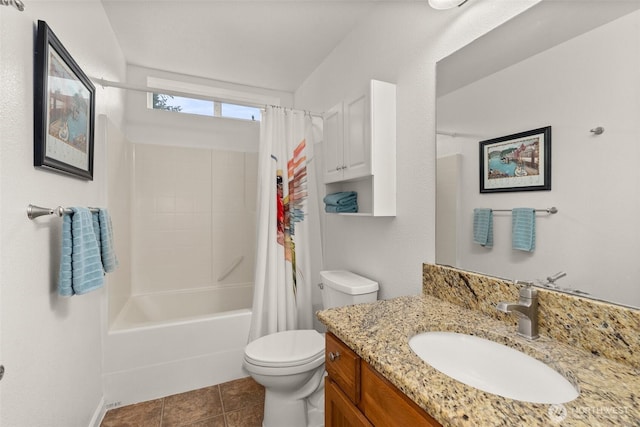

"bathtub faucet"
[496,280,539,340]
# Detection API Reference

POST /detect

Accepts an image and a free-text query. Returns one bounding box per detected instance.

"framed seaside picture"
[34,20,95,180]
[479,126,551,193]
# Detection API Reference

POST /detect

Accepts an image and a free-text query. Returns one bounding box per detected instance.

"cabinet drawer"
[359,361,441,427]
[326,333,361,403]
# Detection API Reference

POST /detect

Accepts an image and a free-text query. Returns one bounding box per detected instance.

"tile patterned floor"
[101,377,264,427]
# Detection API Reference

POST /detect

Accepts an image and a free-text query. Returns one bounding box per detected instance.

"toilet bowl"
[243,329,325,427]
[244,270,378,427]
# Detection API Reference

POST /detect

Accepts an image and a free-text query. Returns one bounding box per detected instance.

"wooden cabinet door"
[326,378,373,427]
[359,361,442,427]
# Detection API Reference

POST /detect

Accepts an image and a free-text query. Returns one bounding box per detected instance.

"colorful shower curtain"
[249,106,319,342]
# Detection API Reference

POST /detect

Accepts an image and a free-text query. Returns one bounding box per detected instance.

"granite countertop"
[317,294,640,426]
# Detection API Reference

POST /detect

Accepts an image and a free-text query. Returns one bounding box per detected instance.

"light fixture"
[428,0,469,10]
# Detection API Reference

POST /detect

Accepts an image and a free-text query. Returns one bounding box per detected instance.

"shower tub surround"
[130,143,257,296]
[317,264,640,426]
[104,143,258,408]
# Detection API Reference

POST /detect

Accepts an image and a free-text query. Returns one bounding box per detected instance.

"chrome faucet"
[544,271,567,288]
[497,280,539,340]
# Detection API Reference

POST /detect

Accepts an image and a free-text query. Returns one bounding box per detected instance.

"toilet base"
[263,390,308,427]
[306,377,325,427]
[260,370,326,427]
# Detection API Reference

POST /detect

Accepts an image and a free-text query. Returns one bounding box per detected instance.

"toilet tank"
[320,270,379,309]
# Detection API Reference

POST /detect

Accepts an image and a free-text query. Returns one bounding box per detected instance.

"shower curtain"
[249,106,320,342]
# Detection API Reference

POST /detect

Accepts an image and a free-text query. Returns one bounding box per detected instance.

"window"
[151,93,262,121]
[147,77,277,122]
[222,102,262,121]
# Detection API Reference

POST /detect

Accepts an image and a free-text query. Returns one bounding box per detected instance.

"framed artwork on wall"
[34,20,95,180]
[479,126,551,193]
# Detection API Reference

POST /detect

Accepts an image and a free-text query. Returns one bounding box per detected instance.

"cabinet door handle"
[329,351,341,361]
[335,166,342,171]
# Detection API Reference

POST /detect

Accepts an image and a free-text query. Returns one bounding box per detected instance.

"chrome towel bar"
[27,204,99,220]
[490,207,558,214]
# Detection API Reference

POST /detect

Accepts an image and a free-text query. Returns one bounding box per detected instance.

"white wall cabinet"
[322,80,396,217]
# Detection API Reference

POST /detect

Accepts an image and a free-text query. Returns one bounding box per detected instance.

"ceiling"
[101,0,402,93]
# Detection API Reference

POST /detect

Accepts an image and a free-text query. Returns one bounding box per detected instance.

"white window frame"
[146,77,279,121]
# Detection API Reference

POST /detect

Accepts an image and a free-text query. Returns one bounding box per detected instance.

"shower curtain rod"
[91,77,324,117]
[91,77,265,108]
[262,105,324,118]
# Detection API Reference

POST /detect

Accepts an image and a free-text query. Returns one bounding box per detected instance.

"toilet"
[243,270,379,427]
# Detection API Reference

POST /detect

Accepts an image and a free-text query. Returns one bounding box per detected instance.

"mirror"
[436,1,640,308]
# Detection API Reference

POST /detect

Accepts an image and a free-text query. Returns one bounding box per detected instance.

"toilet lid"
[245,329,324,368]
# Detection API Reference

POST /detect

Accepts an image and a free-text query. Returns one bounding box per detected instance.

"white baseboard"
[88,396,106,427]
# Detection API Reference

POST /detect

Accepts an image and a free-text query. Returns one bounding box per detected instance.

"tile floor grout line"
[218,384,226,414]
[159,397,165,427]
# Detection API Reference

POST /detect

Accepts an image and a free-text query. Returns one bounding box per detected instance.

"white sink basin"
[408,331,579,404]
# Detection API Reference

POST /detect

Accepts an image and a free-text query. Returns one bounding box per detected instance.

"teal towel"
[58,214,73,296]
[98,209,118,273]
[512,208,536,252]
[58,207,105,296]
[325,204,358,213]
[91,211,101,256]
[473,208,493,248]
[323,191,357,206]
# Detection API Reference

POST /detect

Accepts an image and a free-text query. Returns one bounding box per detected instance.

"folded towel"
[473,208,493,248]
[98,209,118,273]
[323,191,357,206]
[325,204,358,213]
[512,208,536,252]
[58,207,105,296]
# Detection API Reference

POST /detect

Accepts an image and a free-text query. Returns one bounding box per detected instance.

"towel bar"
[27,204,100,220]
[491,207,558,214]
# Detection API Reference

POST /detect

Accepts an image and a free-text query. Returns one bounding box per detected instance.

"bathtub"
[103,283,253,408]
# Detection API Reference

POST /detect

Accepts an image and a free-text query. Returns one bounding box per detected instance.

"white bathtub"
[111,284,254,329]
[103,284,253,408]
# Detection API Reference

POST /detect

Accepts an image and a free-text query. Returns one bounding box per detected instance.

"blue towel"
[58,214,73,296]
[91,210,101,254]
[512,208,536,252]
[98,209,118,273]
[323,191,357,206]
[473,208,493,248]
[325,204,358,213]
[58,207,105,296]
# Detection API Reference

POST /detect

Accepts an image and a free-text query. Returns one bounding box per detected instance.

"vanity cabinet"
[322,80,396,216]
[325,333,441,427]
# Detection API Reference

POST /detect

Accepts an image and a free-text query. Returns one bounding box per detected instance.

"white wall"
[437,9,640,307]
[294,1,539,300]
[0,2,126,426]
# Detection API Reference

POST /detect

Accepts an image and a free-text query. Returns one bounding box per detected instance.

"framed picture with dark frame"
[34,20,95,180]
[479,126,551,193]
